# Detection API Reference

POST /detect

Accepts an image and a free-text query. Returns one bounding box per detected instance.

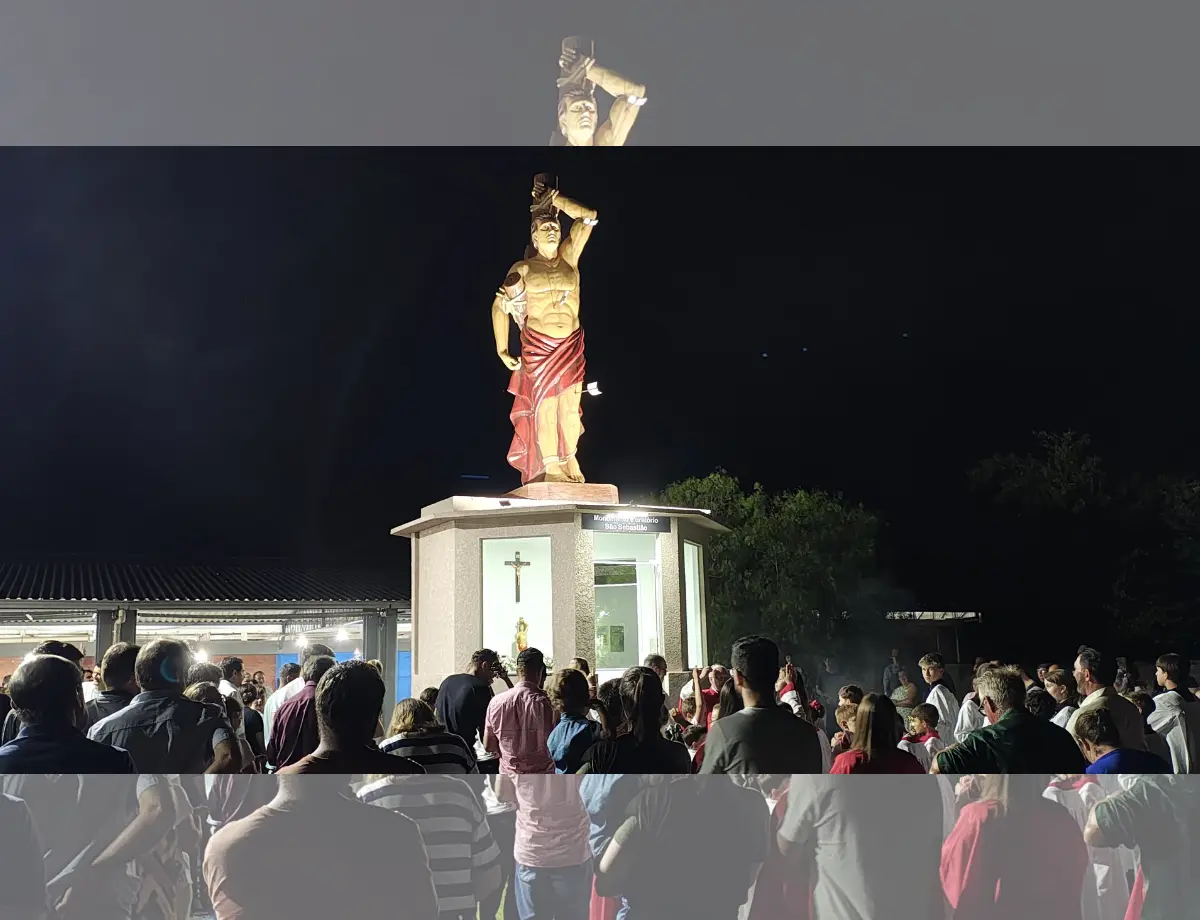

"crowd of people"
[0,634,1198,920]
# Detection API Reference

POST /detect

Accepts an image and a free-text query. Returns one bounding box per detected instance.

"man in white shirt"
[918,652,959,741]
[263,645,334,746]
[217,657,244,699]
[1067,645,1146,752]
[217,656,249,743]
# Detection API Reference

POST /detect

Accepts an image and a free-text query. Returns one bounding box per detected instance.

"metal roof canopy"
[0,605,411,625]
[0,558,410,610]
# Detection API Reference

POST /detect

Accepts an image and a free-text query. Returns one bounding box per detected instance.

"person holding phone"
[435,649,513,775]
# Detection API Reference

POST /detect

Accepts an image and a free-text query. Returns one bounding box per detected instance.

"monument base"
[394,493,726,694]
[507,482,619,504]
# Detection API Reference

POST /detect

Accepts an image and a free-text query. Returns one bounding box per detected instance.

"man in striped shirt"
[378,697,479,773]
[358,773,502,920]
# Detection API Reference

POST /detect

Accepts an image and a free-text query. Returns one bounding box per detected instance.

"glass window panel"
[684,541,705,668]
[590,531,662,675]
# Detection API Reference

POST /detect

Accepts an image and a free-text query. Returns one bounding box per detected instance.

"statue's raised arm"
[492,175,595,485]
[553,37,647,147]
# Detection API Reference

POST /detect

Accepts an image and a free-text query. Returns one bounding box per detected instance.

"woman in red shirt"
[829,693,926,774]
[941,773,1089,920]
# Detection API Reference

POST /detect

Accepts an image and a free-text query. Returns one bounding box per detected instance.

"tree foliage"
[652,471,893,666]
[971,431,1200,650]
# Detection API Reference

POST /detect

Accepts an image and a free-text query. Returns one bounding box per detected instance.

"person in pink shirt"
[500,771,592,920]
[484,648,555,775]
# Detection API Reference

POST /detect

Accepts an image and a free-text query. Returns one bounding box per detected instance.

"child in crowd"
[222,692,260,775]
[898,703,946,772]
[831,702,858,754]
[1024,687,1057,720]
[546,668,604,774]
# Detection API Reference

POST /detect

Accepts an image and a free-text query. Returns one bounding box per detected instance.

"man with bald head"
[0,654,135,773]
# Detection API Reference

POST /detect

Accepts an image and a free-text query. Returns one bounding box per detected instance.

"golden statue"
[492,175,597,484]
[515,617,529,654]
[552,37,647,147]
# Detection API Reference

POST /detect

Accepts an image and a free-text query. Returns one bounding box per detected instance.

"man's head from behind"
[301,654,337,686]
[135,639,191,694]
[467,649,500,683]
[9,655,86,729]
[316,659,385,747]
[33,641,85,665]
[99,642,140,695]
[302,643,335,664]
[187,662,223,687]
[1024,687,1056,721]
[279,663,301,686]
[730,635,780,699]
[1074,646,1115,696]
[975,666,1026,724]
[1074,707,1122,763]
[516,648,547,688]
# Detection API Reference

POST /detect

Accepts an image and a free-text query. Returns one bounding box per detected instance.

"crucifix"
[505,551,532,603]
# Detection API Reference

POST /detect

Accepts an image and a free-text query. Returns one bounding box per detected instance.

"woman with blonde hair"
[943,773,1089,920]
[377,697,478,773]
[830,693,926,774]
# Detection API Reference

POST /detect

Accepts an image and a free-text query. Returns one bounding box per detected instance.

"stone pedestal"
[392,491,727,694]
[508,482,619,504]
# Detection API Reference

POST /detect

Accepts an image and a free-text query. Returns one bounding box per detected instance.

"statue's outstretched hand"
[499,351,521,371]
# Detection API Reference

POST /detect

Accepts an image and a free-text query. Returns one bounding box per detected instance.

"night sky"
[1,148,1195,614]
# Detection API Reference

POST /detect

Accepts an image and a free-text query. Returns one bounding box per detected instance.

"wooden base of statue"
[507,482,619,504]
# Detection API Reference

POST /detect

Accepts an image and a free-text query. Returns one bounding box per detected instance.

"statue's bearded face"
[531,219,560,253]
[559,97,597,143]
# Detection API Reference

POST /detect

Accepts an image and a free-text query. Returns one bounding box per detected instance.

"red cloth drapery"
[507,325,586,484]
[589,872,620,920]
[1125,868,1144,920]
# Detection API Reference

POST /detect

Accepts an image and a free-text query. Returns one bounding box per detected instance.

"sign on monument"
[581,512,671,534]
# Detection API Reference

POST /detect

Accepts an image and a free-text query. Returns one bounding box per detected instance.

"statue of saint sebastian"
[491,177,597,484]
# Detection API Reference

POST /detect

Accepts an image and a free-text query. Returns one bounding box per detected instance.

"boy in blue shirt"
[1076,707,1171,775]
[546,668,604,774]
